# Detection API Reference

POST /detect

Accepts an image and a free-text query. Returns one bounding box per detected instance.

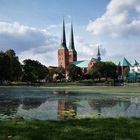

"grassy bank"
[1,85,140,95]
[44,86,140,95]
[0,118,140,140]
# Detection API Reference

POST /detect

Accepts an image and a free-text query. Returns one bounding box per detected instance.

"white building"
[130,60,140,74]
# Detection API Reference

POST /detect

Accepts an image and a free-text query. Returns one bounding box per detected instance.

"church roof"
[122,57,131,67]
[70,60,90,68]
[102,57,131,67]
[134,60,139,66]
[70,58,98,68]
[70,57,131,68]
[102,58,121,65]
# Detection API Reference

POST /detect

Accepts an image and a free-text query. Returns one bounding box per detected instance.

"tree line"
[0,49,49,83]
[0,49,118,84]
[46,61,118,82]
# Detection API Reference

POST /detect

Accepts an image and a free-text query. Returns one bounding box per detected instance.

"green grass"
[44,86,140,95]
[0,118,140,140]
[1,85,140,95]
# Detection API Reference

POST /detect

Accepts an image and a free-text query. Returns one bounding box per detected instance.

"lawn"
[1,85,140,95]
[45,86,140,95]
[0,118,140,140]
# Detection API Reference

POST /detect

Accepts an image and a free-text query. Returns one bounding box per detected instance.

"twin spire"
[60,19,75,51]
[60,19,67,49]
[97,46,101,61]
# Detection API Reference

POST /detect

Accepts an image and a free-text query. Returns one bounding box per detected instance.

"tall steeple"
[58,19,69,69]
[69,23,75,51]
[97,46,101,61]
[68,23,77,62]
[60,19,67,49]
[134,60,139,66]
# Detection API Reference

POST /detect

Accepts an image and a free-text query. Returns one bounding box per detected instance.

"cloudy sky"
[0,0,140,66]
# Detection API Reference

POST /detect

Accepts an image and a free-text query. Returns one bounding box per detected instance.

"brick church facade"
[58,20,77,69]
[57,20,132,77]
[58,20,100,72]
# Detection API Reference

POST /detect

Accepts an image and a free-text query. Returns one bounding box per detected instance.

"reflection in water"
[16,101,58,120]
[0,88,140,120]
[58,100,77,120]
[88,99,119,116]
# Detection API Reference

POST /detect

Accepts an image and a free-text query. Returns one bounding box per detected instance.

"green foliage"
[123,67,130,77]
[0,50,22,83]
[67,64,83,81]
[0,52,11,83]
[5,49,22,81]
[89,62,117,81]
[22,59,49,82]
[0,118,139,140]
[55,66,65,80]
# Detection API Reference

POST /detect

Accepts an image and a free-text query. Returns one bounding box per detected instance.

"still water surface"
[0,87,140,120]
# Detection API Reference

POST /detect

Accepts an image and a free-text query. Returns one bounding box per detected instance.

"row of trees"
[0,50,50,83]
[88,62,117,81]
[56,62,117,82]
[0,49,118,83]
[0,50,22,83]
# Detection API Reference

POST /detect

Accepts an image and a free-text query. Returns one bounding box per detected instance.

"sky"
[0,0,140,66]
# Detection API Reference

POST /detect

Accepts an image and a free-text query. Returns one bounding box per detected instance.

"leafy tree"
[88,62,117,81]
[67,64,83,81]
[55,66,65,80]
[88,62,104,81]
[82,74,91,80]
[103,62,117,81]
[5,49,22,81]
[123,67,129,78]
[0,52,11,83]
[5,49,16,57]
[22,59,49,82]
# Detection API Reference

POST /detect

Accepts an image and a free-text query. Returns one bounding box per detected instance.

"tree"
[88,62,104,81]
[103,62,117,81]
[22,59,49,82]
[0,52,11,83]
[67,64,83,81]
[123,67,129,78]
[88,62,117,81]
[5,49,22,81]
[55,66,65,81]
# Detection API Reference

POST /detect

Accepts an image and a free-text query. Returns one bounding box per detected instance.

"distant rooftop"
[102,57,131,67]
[70,57,132,68]
[70,58,98,68]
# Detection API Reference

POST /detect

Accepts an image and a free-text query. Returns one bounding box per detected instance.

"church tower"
[97,47,101,61]
[58,20,69,69]
[69,23,77,62]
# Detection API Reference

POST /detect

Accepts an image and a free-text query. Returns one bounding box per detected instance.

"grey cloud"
[0,22,59,66]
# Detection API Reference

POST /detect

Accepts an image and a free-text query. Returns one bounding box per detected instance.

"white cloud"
[0,21,106,66]
[87,0,140,37]
[19,48,58,66]
[75,36,107,60]
[0,21,59,66]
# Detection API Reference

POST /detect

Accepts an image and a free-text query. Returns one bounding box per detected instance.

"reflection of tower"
[57,99,77,120]
[123,101,130,111]
[88,99,118,115]
[88,99,101,114]
[58,100,65,120]
[58,19,69,69]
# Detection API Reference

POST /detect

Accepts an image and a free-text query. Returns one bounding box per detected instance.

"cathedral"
[58,20,101,73]
[57,20,140,81]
